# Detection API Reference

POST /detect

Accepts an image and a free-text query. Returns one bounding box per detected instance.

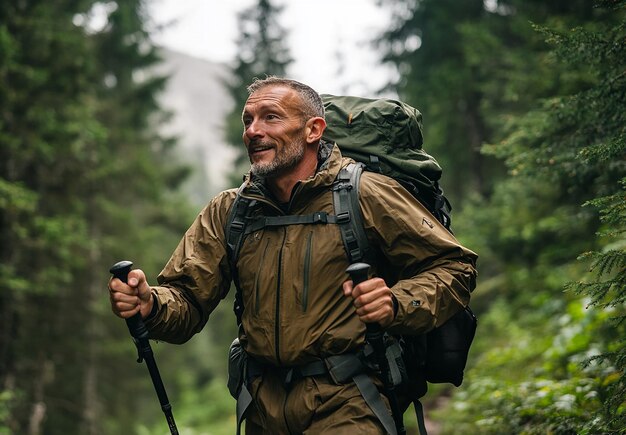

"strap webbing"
[225,183,256,326]
[332,163,370,263]
[244,211,340,234]
[414,399,428,435]
[235,384,253,435]
[234,354,399,435]
[353,373,398,435]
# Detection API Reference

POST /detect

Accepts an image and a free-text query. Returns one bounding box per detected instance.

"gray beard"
[250,137,306,178]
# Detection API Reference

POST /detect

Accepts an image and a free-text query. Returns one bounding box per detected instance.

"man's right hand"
[108,268,154,319]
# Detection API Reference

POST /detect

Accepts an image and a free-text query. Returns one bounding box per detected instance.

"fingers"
[127,269,151,303]
[342,280,354,297]
[108,268,149,318]
[109,289,141,318]
[111,300,141,319]
[344,277,395,327]
[109,281,139,318]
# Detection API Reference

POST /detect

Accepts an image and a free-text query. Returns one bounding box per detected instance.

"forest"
[0,0,624,434]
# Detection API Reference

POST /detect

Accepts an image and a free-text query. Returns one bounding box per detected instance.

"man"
[109,77,477,434]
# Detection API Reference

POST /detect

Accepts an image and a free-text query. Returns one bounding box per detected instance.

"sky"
[148,0,398,96]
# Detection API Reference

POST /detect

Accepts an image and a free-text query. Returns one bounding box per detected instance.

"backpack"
[225,95,476,407]
[320,95,476,388]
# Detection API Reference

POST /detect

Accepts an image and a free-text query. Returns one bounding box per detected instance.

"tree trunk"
[28,357,53,435]
[81,225,102,435]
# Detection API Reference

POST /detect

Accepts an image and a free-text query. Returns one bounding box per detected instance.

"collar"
[241,141,350,207]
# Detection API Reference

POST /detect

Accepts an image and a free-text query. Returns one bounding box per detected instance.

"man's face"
[242,86,308,177]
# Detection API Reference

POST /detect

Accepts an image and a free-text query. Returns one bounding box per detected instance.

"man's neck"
[267,157,318,203]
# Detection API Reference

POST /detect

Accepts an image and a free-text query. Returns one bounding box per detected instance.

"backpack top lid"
[321,94,424,151]
[320,94,444,204]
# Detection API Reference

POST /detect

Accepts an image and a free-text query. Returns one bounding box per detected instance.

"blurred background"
[0,0,624,434]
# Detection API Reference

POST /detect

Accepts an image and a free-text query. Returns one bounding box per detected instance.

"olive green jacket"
[145,144,477,366]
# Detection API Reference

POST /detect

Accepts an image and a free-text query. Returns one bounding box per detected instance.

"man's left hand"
[343,277,396,328]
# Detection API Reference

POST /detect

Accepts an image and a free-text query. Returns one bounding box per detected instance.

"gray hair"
[247,76,325,120]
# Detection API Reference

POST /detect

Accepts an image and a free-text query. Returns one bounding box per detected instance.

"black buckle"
[230,220,245,232]
[332,182,353,192]
[336,211,351,224]
[313,212,328,224]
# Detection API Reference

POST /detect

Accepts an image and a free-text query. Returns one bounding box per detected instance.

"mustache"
[247,139,275,151]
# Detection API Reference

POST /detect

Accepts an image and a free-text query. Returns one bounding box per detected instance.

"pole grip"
[110,260,149,340]
[346,262,381,333]
[346,262,370,285]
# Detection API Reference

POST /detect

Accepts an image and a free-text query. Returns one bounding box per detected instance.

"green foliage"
[568,179,626,426]
[0,1,197,433]
[0,389,12,435]
[382,0,625,433]
[437,298,620,434]
[139,376,236,435]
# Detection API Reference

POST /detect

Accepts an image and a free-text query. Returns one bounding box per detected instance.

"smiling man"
[108,77,477,434]
[242,81,324,202]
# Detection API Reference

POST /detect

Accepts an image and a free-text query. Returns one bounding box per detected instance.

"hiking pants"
[244,368,389,434]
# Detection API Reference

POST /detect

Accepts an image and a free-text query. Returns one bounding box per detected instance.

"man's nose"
[244,119,264,140]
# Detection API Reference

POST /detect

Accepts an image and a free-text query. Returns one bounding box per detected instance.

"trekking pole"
[110,260,179,435]
[347,263,406,435]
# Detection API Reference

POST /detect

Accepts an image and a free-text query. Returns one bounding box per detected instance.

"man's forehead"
[244,85,299,111]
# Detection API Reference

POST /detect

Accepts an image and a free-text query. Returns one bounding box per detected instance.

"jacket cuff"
[144,293,159,321]
[387,287,431,335]
[391,294,399,318]
[143,287,168,330]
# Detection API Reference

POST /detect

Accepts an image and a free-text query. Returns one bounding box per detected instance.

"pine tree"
[438,1,624,432]
[378,0,600,207]
[0,2,103,432]
[378,1,624,432]
[547,3,626,427]
[0,1,192,433]
[223,0,293,186]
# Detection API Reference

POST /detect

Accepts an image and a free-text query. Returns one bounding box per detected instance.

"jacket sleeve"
[143,189,237,344]
[359,172,478,336]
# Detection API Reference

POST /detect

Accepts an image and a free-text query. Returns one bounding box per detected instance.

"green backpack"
[321,94,452,230]
[319,95,476,387]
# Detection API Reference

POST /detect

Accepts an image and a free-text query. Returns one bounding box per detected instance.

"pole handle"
[346,262,370,285]
[346,262,381,333]
[110,260,149,340]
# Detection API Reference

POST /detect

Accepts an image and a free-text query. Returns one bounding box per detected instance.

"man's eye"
[267,114,279,120]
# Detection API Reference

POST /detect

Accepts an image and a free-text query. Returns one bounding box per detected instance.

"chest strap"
[244,211,344,235]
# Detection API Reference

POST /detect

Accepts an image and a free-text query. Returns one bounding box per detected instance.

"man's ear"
[305,117,326,144]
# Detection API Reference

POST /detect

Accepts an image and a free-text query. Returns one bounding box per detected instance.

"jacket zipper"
[275,227,287,365]
[302,231,313,312]
[239,187,301,365]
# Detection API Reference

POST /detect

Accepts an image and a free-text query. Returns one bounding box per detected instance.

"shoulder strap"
[225,182,256,325]
[333,163,369,263]
[332,162,371,264]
